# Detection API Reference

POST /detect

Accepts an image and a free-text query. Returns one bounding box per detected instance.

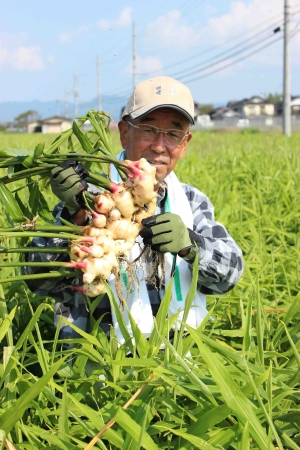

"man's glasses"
[126,121,189,146]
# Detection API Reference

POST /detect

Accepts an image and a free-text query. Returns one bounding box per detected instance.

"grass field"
[0,129,299,449]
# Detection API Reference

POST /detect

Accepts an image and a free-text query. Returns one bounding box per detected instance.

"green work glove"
[140,213,192,255]
[50,160,89,216]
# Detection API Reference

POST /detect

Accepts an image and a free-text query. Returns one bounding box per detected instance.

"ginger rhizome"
[68,158,158,296]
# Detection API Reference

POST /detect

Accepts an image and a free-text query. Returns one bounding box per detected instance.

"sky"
[0,0,299,110]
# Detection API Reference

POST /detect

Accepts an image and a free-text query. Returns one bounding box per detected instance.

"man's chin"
[154,169,168,182]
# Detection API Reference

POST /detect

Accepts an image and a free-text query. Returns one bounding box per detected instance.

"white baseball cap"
[122,76,195,124]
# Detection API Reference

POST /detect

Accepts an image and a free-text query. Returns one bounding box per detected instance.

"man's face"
[118,108,192,182]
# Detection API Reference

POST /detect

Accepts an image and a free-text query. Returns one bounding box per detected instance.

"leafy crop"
[0,129,299,449]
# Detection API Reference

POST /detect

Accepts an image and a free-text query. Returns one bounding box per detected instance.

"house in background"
[27,116,72,133]
[227,96,275,117]
[276,96,300,115]
[208,106,240,120]
[291,96,300,114]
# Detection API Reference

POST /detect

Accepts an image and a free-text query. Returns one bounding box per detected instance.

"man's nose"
[152,132,166,152]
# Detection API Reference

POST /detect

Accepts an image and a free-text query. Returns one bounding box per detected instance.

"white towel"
[108,152,207,342]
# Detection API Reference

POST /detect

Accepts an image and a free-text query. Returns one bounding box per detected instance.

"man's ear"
[118,120,128,149]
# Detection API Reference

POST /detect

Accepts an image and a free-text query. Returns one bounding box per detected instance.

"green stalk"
[59,217,85,230]
[92,141,128,181]
[86,173,114,191]
[0,225,83,233]
[0,271,77,284]
[87,110,114,152]
[0,247,69,254]
[39,153,128,167]
[81,191,93,211]
[85,191,98,202]
[0,157,27,168]
[0,167,49,184]
[0,231,80,240]
[0,154,128,185]
[0,262,70,268]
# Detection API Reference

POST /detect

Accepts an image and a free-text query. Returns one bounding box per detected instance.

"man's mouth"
[147,160,167,166]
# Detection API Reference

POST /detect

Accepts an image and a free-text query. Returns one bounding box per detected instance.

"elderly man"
[25,76,244,339]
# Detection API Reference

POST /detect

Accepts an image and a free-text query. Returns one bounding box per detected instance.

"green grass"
[0,129,299,449]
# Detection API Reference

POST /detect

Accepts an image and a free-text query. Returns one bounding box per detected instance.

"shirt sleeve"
[181,184,244,295]
[22,202,83,302]
[23,183,100,300]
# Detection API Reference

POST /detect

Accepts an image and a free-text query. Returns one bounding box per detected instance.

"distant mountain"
[0,95,128,123]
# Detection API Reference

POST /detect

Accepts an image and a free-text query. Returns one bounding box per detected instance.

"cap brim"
[128,103,195,125]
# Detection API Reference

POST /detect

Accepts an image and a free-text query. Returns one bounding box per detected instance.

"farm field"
[0,128,300,449]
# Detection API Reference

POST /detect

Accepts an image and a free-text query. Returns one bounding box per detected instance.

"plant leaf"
[0,356,67,434]
[58,381,70,442]
[72,121,94,153]
[113,407,159,450]
[33,142,45,159]
[0,181,24,222]
[188,329,275,450]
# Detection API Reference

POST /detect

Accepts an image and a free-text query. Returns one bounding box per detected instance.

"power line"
[103,30,285,99]
[136,0,204,39]
[178,0,205,17]
[101,41,132,65]
[136,8,299,82]
[136,13,284,76]
[168,23,281,81]
[169,24,283,79]
[100,35,131,60]
[180,28,299,85]
[137,9,300,77]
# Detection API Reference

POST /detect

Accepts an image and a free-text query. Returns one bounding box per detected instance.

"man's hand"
[50,160,89,216]
[140,213,192,255]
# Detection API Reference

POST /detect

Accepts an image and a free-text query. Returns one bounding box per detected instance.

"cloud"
[205,0,300,67]
[144,0,300,56]
[0,45,44,71]
[145,10,199,50]
[137,56,163,74]
[124,55,163,76]
[14,46,44,70]
[58,24,90,43]
[97,19,110,30]
[0,32,45,71]
[0,47,8,64]
[208,0,300,39]
[59,32,72,43]
[115,7,132,27]
[97,7,132,30]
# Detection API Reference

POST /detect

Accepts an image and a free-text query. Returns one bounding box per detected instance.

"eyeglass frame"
[125,120,190,146]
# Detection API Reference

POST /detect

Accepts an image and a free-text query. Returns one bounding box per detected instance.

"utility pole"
[64,87,69,118]
[283,0,291,136]
[73,74,79,117]
[132,21,136,89]
[96,55,102,111]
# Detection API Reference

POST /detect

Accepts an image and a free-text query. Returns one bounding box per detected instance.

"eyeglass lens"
[137,125,185,144]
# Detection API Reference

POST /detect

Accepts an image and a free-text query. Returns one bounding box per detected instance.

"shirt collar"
[156,181,167,207]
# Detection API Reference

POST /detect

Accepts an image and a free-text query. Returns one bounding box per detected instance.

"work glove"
[140,213,192,255]
[50,160,89,216]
